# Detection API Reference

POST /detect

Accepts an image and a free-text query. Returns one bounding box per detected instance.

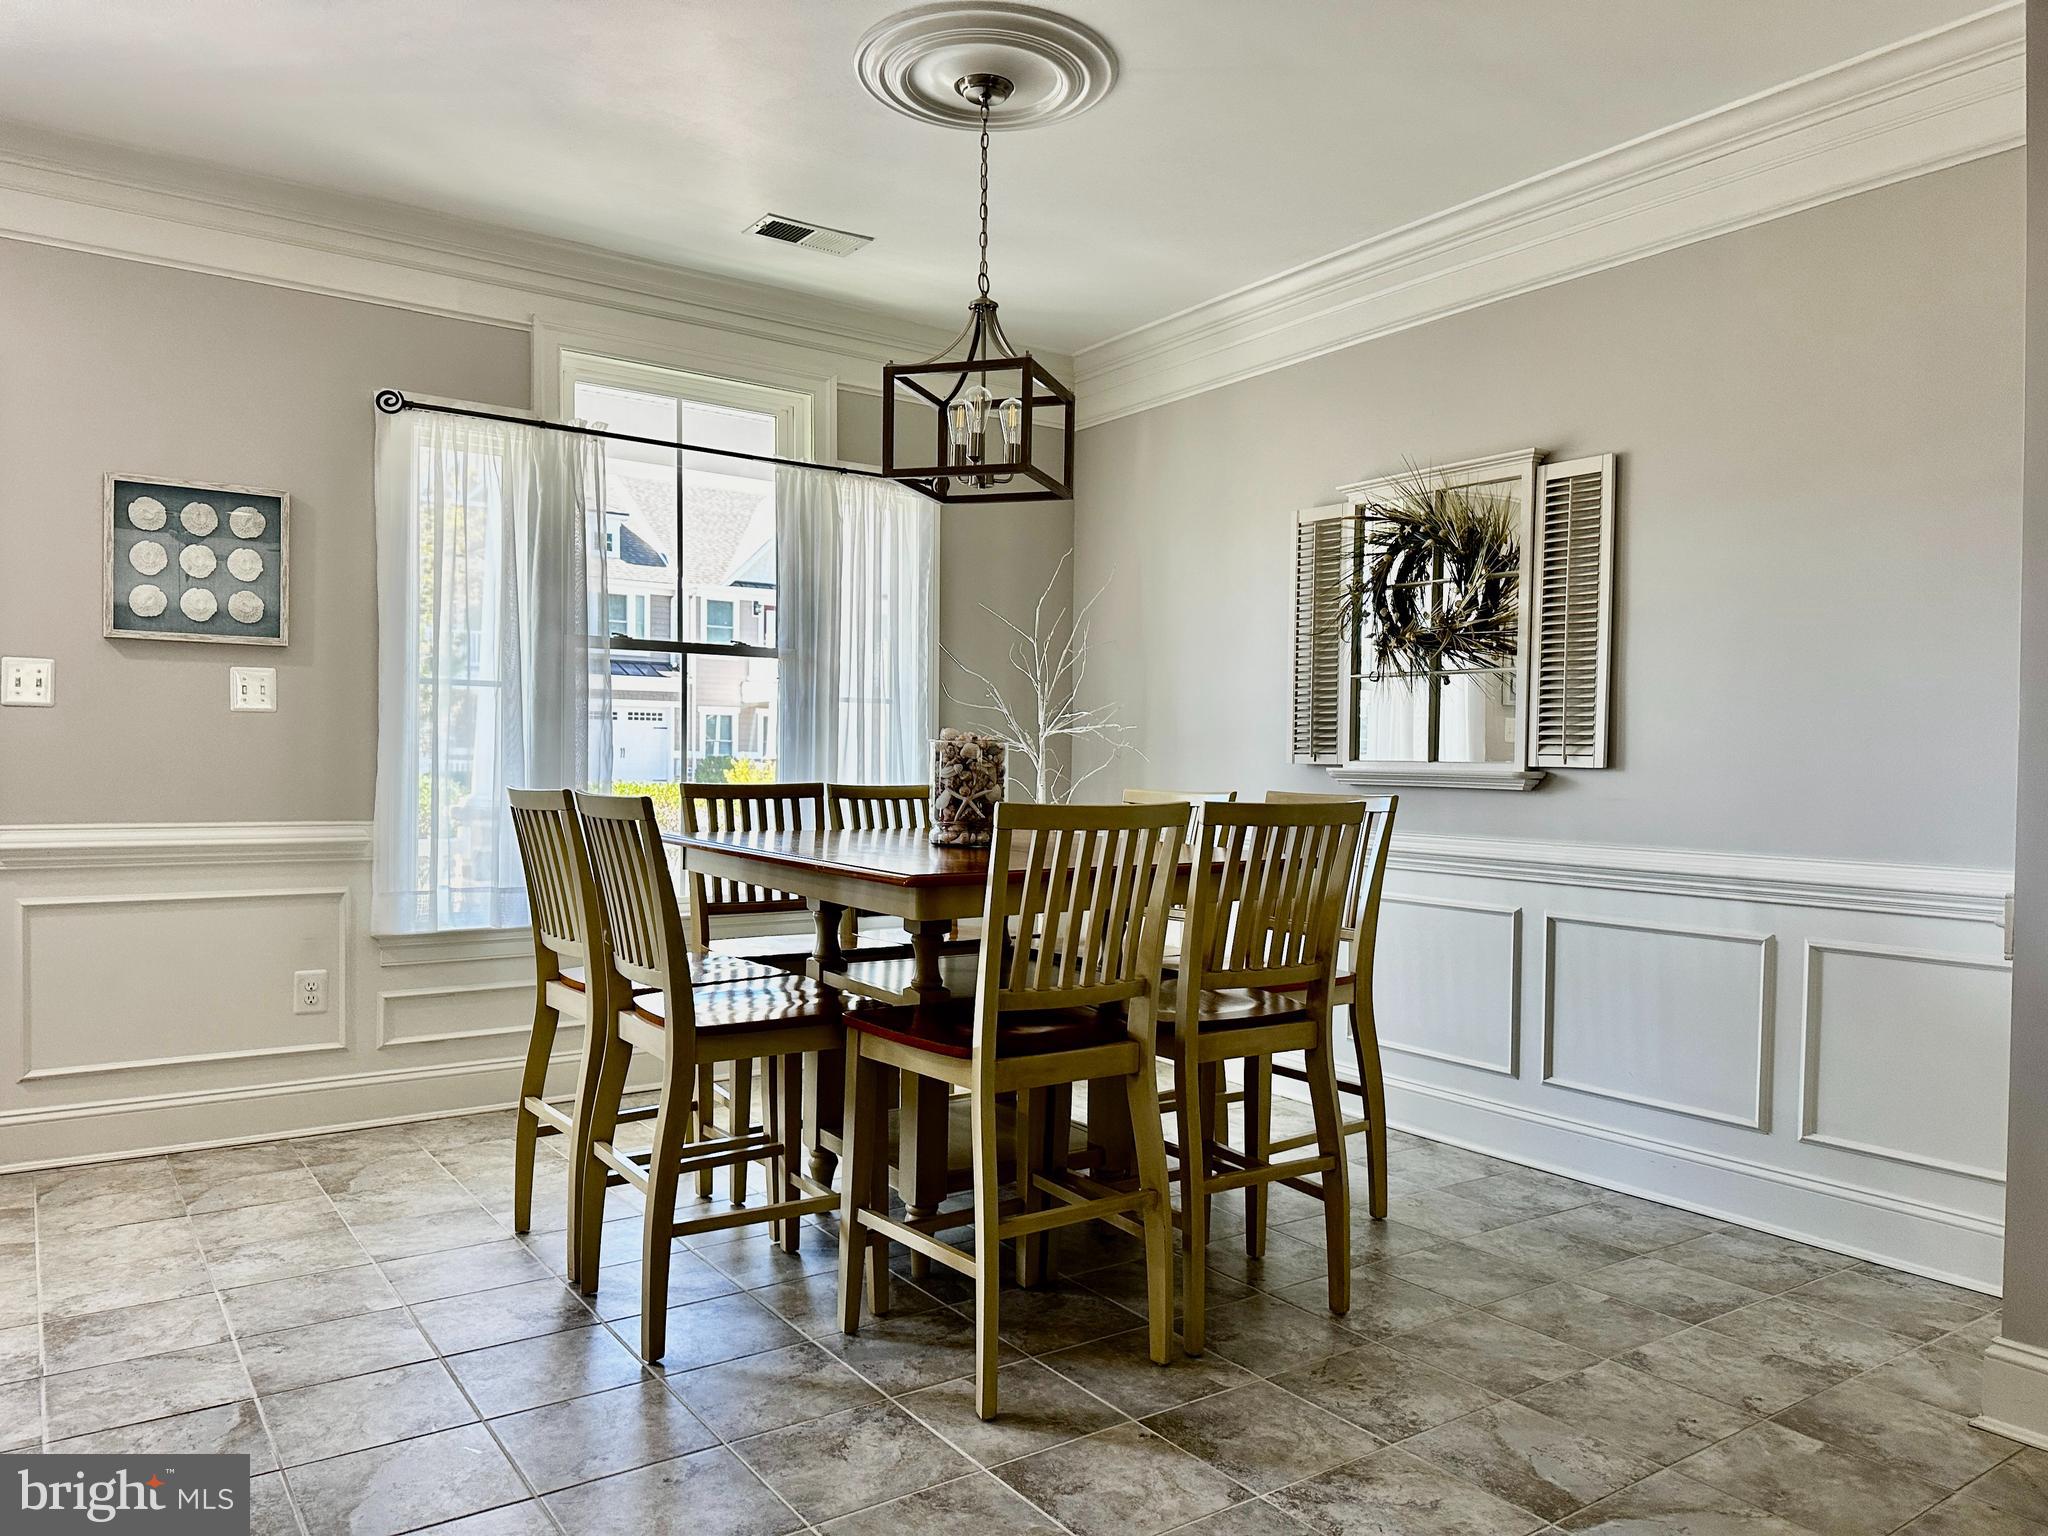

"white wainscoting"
[0,821,2016,1291]
[1354,837,2011,1292]
[0,821,587,1169]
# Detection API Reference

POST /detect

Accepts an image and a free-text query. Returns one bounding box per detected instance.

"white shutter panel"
[1292,505,1350,764]
[1528,454,1616,768]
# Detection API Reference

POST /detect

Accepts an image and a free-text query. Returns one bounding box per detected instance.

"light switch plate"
[1,657,55,707]
[229,666,276,712]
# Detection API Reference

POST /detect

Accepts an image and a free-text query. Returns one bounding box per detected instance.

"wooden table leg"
[805,900,847,1187]
[1087,1074,1136,1180]
[901,919,955,1280]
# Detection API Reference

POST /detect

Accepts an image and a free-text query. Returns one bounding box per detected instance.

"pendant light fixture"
[864,3,1116,505]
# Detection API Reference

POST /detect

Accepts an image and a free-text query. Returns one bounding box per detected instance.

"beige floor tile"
[1673,1420,1948,1536]
[1144,1380,1379,1494]
[1267,1444,1544,1536]
[736,1399,976,1523]
[490,1377,715,1493]
[993,1420,1248,1536]
[902,1357,1125,1467]
[1404,1399,1661,1522]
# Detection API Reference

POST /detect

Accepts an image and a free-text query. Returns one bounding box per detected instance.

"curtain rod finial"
[374,389,407,414]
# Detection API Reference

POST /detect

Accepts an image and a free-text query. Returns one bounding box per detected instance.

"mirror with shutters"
[1292,448,1615,789]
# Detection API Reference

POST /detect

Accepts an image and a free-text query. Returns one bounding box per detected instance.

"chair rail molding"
[0,820,372,869]
[1388,832,2010,923]
[1073,2,2023,425]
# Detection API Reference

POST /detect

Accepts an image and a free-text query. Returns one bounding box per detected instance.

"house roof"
[604,458,771,592]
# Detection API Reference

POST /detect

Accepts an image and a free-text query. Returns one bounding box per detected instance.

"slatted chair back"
[508,789,592,980]
[1265,791,1397,959]
[972,801,1189,1058]
[1181,799,1365,995]
[574,792,697,1046]
[827,784,930,832]
[680,783,827,952]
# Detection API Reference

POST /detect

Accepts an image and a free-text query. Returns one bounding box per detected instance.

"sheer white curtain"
[372,407,608,933]
[776,465,937,783]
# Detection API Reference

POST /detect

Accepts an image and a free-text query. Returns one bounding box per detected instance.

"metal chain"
[976,96,991,298]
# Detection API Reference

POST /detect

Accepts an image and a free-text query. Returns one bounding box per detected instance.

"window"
[567,351,811,820]
[701,711,735,759]
[705,599,735,645]
[1291,450,1616,788]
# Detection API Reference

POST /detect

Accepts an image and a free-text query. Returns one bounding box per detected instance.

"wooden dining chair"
[682,782,917,1205]
[571,791,843,1361]
[506,788,627,1286]
[1157,798,1365,1354]
[1258,791,1398,1228]
[835,800,1189,1420]
[827,782,931,831]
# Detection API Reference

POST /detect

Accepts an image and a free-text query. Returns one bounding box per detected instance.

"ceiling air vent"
[746,214,873,257]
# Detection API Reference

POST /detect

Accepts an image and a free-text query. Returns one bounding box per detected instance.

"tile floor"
[0,1098,2035,1536]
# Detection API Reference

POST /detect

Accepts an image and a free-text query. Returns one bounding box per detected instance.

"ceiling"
[0,0,1991,352]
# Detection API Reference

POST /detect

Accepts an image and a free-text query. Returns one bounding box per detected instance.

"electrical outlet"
[1,657,54,707]
[230,667,276,712]
[293,969,328,1015]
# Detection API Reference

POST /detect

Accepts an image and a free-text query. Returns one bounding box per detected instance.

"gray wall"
[0,240,1078,829]
[1999,3,2048,1352]
[1072,152,2025,869]
[0,238,533,825]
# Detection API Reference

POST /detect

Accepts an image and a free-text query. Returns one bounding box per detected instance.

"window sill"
[376,928,533,966]
[1325,762,1548,793]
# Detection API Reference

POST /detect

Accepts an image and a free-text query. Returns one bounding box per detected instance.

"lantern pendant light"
[882,73,1074,504]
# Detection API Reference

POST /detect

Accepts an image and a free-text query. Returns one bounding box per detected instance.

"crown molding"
[0,123,1011,382]
[1074,3,2024,428]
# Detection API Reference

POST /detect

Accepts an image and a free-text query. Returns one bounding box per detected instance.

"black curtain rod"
[373,389,941,501]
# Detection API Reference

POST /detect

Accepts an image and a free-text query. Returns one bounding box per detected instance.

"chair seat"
[556,966,654,996]
[631,975,837,1032]
[1158,978,1312,1028]
[846,998,1129,1061]
[1264,971,1358,994]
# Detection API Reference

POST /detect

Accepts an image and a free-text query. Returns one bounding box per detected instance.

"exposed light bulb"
[997,397,1025,458]
[946,398,976,460]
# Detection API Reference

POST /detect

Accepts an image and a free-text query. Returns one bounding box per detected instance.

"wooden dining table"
[661,823,1157,1248]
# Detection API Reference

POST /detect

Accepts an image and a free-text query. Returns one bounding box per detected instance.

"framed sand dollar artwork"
[104,474,289,645]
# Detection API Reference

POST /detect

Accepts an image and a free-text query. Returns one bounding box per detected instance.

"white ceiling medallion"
[855,3,1117,130]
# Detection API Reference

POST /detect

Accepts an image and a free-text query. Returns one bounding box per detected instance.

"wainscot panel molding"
[0,820,581,1169]
[1374,896,1522,1076]
[1541,913,1775,1131]
[1074,3,2023,424]
[1281,833,2014,1292]
[1799,940,2012,1183]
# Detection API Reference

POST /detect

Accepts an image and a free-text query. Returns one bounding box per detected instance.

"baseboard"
[1976,1337,2048,1449]
[0,1051,656,1173]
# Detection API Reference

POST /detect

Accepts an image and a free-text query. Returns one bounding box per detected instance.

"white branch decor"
[941,551,1141,804]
